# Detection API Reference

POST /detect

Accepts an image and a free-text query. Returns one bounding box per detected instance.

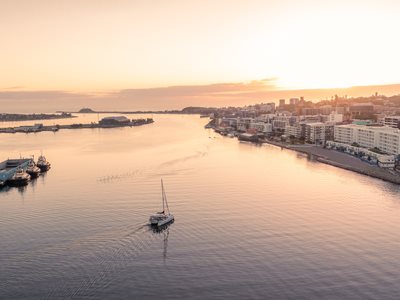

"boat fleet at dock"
[0,156,51,188]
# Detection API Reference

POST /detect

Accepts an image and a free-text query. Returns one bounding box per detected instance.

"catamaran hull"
[150,220,159,225]
[157,215,174,227]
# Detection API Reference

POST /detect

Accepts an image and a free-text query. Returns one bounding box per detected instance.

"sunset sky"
[1,0,399,111]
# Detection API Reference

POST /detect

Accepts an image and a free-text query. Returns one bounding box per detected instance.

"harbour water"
[0,114,400,299]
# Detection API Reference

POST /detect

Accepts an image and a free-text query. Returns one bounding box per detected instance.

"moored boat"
[37,155,51,172]
[0,158,31,185]
[149,179,174,227]
[7,168,30,186]
[26,160,41,178]
[238,133,259,143]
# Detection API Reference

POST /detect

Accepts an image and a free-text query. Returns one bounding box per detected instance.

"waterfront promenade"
[263,140,400,185]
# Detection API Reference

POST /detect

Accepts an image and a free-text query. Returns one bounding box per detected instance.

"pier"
[0,159,31,186]
[0,117,154,134]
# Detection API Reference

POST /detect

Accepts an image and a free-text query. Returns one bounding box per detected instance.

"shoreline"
[260,139,400,185]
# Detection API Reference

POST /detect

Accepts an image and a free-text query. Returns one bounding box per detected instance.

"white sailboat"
[149,179,174,227]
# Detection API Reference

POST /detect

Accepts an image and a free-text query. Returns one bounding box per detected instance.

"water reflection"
[0,171,46,194]
[0,185,11,194]
[150,221,173,264]
[16,185,27,195]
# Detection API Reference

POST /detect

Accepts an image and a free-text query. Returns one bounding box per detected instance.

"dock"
[0,117,154,134]
[0,159,31,185]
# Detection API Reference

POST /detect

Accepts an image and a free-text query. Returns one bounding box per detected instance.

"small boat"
[7,168,30,186]
[26,160,41,178]
[37,155,51,172]
[149,179,174,227]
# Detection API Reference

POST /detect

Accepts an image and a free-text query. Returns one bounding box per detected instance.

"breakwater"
[0,118,154,134]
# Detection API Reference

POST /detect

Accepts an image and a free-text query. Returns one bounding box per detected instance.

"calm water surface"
[0,114,399,299]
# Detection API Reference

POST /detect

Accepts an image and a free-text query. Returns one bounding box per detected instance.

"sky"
[1,0,400,111]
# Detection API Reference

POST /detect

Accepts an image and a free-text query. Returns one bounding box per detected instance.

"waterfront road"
[265,141,400,185]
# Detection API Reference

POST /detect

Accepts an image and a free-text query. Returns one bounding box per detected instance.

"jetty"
[0,117,154,134]
[0,159,31,186]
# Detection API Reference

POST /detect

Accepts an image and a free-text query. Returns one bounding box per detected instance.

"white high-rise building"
[383,116,400,129]
[327,112,343,124]
[334,124,400,155]
[306,123,334,144]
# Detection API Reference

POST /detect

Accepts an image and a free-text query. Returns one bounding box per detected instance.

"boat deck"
[0,159,31,182]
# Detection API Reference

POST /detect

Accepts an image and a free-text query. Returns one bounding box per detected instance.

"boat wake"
[0,222,170,299]
[96,167,193,184]
[158,151,207,168]
[97,169,144,183]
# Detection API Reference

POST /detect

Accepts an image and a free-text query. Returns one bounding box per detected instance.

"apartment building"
[383,116,400,129]
[305,123,334,144]
[334,124,400,155]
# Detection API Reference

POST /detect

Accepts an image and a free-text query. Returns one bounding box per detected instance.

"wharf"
[0,159,31,185]
[0,118,154,134]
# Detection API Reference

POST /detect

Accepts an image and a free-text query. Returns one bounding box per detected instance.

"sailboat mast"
[164,184,170,214]
[161,179,165,212]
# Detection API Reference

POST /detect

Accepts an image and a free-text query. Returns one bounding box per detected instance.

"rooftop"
[336,124,400,133]
[100,116,129,122]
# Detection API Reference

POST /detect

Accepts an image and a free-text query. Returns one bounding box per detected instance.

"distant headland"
[60,107,218,115]
[0,112,75,122]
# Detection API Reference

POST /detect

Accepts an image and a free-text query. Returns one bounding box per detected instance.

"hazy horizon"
[0,81,399,113]
[1,0,399,113]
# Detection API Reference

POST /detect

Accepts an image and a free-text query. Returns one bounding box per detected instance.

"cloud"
[115,78,277,98]
[0,86,25,90]
[0,90,94,100]
[0,78,277,103]
[0,80,399,113]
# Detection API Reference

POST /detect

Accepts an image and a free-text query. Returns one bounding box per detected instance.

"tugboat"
[7,168,31,186]
[26,160,41,178]
[149,179,175,227]
[37,155,51,172]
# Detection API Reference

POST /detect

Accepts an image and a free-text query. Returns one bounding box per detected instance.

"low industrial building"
[99,116,130,126]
